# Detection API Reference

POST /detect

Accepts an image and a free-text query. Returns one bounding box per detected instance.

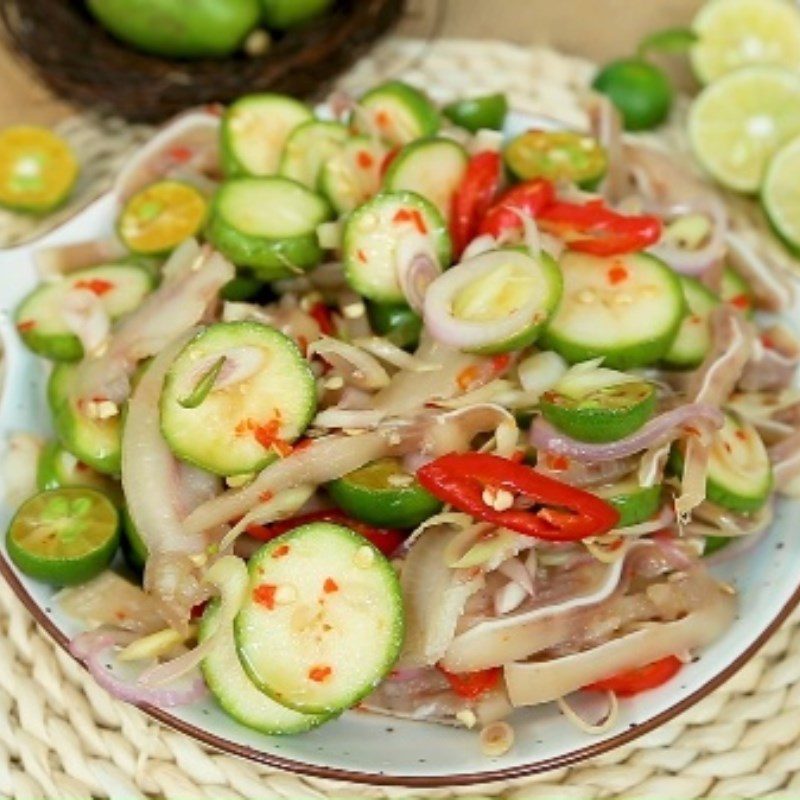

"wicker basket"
[0,0,404,123]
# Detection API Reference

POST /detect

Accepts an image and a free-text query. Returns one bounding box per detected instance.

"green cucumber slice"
[206,177,332,280]
[121,506,148,571]
[504,130,607,188]
[6,487,119,586]
[48,364,122,476]
[540,252,686,369]
[383,137,468,221]
[201,602,327,734]
[593,478,662,527]
[442,93,509,133]
[720,265,755,317]
[539,379,657,443]
[319,136,386,214]
[160,321,316,476]
[424,248,563,354]
[279,121,349,189]
[222,94,313,177]
[235,522,404,714]
[707,413,773,512]
[367,302,422,349]
[36,440,123,505]
[327,458,442,529]
[343,191,451,304]
[671,412,772,512]
[357,81,440,146]
[15,264,154,362]
[663,276,720,369]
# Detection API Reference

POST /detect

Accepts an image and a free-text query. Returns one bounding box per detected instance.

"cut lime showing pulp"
[0,126,79,213]
[762,134,800,254]
[688,66,800,193]
[690,0,800,85]
[118,180,207,255]
[7,487,120,586]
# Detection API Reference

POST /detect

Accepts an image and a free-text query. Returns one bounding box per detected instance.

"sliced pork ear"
[684,305,754,407]
[35,238,129,279]
[739,324,800,392]
[72,240,234,406]
[400,525,485,668]
[114,110,222,202]
[725,231,797,313]
[769,429,800,497]
[504,576,735,707]
[587,94,625,203]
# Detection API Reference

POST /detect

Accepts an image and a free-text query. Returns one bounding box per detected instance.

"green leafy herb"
[179,356,226,409]
[638,27,698,58]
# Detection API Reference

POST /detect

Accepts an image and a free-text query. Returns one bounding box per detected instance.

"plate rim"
[2,117,800,787]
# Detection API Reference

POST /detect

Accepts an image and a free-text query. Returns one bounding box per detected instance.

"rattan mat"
[3,38,800,800]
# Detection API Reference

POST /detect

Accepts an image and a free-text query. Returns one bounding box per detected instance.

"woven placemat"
[4,37,800,800]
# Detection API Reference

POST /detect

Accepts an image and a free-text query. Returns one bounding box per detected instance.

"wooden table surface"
[0,0,702,128]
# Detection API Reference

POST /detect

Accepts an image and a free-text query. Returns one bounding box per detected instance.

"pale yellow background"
[0,0,705,126]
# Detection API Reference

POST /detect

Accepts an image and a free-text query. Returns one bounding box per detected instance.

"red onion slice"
[69,630,207,708]
[396,234,442,314]
[424,250,550,351]
[647,200,727,276]
[529,404,724,462]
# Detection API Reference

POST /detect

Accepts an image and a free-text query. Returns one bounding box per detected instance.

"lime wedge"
[691,0,800,85]
[763,134,800,254]
[688,66,800,193]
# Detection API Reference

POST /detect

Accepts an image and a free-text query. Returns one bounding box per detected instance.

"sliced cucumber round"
[357,81,440,146]
[319,136,386,215]
[279,120,349,190]
[707,413,773,512]
[720,265,755,317]
[206,177,332,280]
[343,190,451,304]
[201,602,328,735]
[663,276,720,369]
[121,506,148,571]
[235,522,404,715]
[540,379,657,443]
[383,137,468,221]
[423,248,562,354]
[593,477,662,528]
[222,94,313,178]
[48,364,122,476]
[541,252,686,369]
[15,264,154,362]
[37,440,123,505]
[160,321,316,476]
[327,458,442,529]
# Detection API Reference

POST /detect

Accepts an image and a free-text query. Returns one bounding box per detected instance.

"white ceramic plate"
[0,112,798,788]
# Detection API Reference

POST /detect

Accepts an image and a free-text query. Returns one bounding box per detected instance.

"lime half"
[688,66,800,193]
[691,0,800,85]
[7,487,120,586]
[763,134,800,254]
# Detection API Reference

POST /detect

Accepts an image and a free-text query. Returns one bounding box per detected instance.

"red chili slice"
[583,656,683,697]
[416,452,619,541]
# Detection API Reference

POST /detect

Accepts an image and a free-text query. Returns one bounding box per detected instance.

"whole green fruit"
[592,57,673,131]
[259,0,334,30]
[86,0,261,58]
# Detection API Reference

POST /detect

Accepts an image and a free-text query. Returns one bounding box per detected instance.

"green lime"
[7,487,120,586]
[367,303,422,350]
[762,133,800,255]
[443,93,509,133]
[688,65,800,193]
[592,58,672,132]
[327,458,442,529]
[0,126,79,214]
[690,0,800,85]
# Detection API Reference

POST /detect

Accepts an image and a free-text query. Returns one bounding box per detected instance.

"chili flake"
[356,150,374,169]
[323,577,339,593]
[308,665,333,683]
[272,544,291,559]
[253,584,277,610]
[607,264,628,285]
[74,278,114,296]
[16,320,36,332]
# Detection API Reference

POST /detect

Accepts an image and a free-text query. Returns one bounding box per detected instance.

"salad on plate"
[4,78,800,756]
